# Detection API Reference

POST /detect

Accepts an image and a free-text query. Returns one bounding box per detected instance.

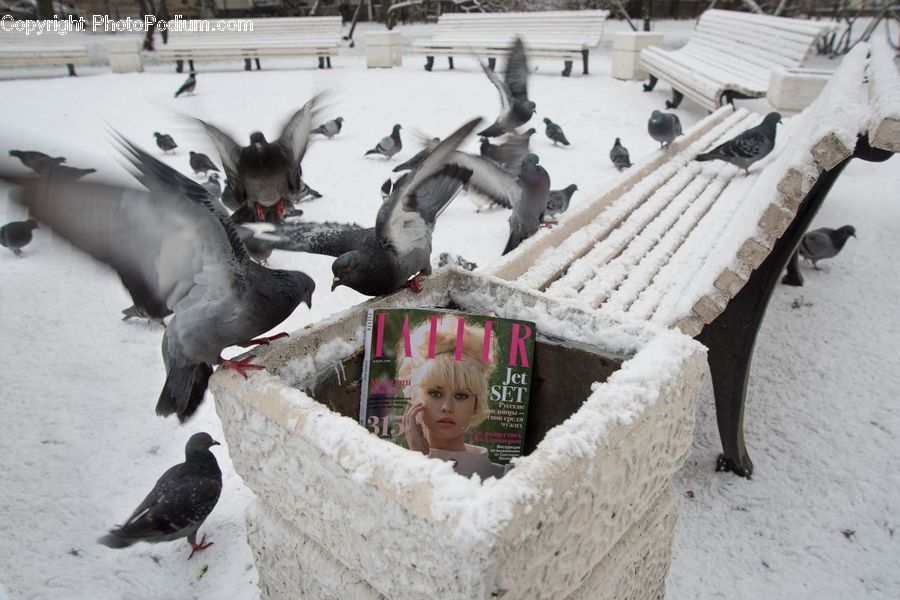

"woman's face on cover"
[419,384,476,442]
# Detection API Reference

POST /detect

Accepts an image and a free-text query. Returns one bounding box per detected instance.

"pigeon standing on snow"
[695,112,782,175]
[545,184,577,219]
[0,219,39,257]
[98,432,222,559]
[189,151,219,176]
[313,117,343,139]
[174,72,196,98]
[202,172,222,197]
[365,124,403,159]
[478,37,535,138]
[648,110,682,149]
[4,135,315,422]
[154,132,178,154]
[8,150,65,172]
[609,138,632,171]
[543,118,570,146]
[799,225,856,269]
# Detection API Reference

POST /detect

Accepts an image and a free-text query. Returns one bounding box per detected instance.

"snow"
[1,17,898,600]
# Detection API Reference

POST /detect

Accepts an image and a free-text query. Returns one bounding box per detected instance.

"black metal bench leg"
[562,60,572,77]
[67,63,76,76]
[176,60,184,73]
[582,49,589,75]
[188,59,195,72]
[781,249,804,286]
[424,56,434,71]
[255,58,262,70]
[643,74,658,92]
[448,56,454,69]
[318,56,325,69]
[487,57,496,71]
[245,58,253,71]
[666,89,684,109]
[326,56,332,68]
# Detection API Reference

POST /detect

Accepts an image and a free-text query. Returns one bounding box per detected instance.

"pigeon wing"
[504,38,529,101]
[263,221,369,256]
[446,151,522,209]
[481,59,512,116]
[194,118,246,204]
[275,94,325,190]
[800,230,835,260]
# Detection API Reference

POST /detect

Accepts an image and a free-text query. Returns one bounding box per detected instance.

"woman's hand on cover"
[403,402,429,454]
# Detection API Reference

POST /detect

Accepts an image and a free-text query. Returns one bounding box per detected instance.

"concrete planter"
[104,37,143,73]
[612,31,663,81]
[768,67,833,112]
[210,268,707,600]
[366,31,402,68]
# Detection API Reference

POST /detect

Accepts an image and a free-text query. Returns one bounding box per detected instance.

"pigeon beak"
[211,440,221,447]
[304,294,313,309]
[331,277,343,292]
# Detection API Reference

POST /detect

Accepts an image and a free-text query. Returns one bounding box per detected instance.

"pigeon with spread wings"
[477,38,536,138]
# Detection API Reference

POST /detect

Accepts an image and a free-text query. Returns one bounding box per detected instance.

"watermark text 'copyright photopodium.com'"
[1,14,254,36]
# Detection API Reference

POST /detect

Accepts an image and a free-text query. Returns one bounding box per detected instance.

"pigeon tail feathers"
[157,363,214,422]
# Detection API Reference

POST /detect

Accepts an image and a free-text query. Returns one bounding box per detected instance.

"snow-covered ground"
[0,17,898,600]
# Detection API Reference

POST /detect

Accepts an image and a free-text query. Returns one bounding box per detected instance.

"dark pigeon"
[799,225,856,269]
[543,118,570,146]
[314,117,343,139]
[365,124,403,159]
[154,132,178,153]
[3,135,315,422]
[189,151,219,176]
[8,149,65,172]
[478,37,535,138]
[695,112,782,175]
[194,94,324,224]
[174,72,196,98]
[648,110,682,149]
[98,432,222,559]
[393,137,440,173]
[610,138,632,171]
[202,173,222,198]
[545,184,577,219]
[0,219,39,257]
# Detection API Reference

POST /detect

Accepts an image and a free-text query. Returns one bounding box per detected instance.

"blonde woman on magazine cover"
[398,317,506,479]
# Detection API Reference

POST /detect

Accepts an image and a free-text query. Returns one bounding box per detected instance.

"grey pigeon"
[799,225,856,269]
[393,137,440,173]
[154,132,178,153]
[648,111,682,149]
[314,117,343,139]
[438,252,478,272]
[4,135,315,422]
[8,149,65,172]
[609,138,632,171]
[98,432,222,559]
[478,37,535,138]
[545,184,577,219]
[695,112,782,175]
[174,72,196,98]
[365,124,402,159]
[202,173,222,198]
[0,219,39,257]
[267,118,480,296]
[502,154,551,255]
[189,151,219,176]
[543,118,570,146]
[479,128,535,171]
[195,94,323,224]
[235,225,274,265]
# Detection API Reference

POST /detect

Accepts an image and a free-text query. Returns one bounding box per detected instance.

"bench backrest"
[0,29,89,48]
[163,16,341,43]
[430,10,608,46]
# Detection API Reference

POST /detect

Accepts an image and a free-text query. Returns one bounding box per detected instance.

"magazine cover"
[360,307,536,479]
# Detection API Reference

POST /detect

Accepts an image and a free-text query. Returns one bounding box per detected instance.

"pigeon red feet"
[220,355,265,377]
[540,220,559,229]
[255,203,265,222]
[240,332,289,347]
[405,273,425,293]
[188,535,214,559]
[275,198,286,219]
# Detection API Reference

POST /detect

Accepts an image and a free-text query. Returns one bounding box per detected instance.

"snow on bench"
[486,42,899,478]
[640,9,836,111]
[151,16,342,73]
[0,29,90,76]
[410,10,609,77]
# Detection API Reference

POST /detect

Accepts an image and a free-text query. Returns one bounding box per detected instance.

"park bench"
[0,28,90,76]
[639,9,836,111]
[486,41,900,478]
[410,9,609,76]
[151,16,342,73]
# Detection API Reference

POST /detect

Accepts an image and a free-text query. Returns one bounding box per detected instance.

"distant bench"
[410,10,609,77]
[0,29,90,76]
[151,16,342,73]
[640,9,836,110]
[486,42,899,477]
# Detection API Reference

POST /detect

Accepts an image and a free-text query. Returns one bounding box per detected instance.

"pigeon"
[609,138,632,171]
[313,117,343,139]
[189,151,219,176]
[98,432,222,559]
[3,135,315,422]
[438,252,478,272]
[502,154,551,254]
[478,37,535,138]
[479,128,535,170]
[265,118,480,297]
[194,94,324,224]
[174,72,196,98]
[695,112,782,175]
[365,124,402,159]
[154,132,178,153]
[8,149,65,172]
[235,225,274,265]
[648,110,682,149]
[202,173,222,198]
[545,184,577,219]
[121,302,171,324]
[393,137,440,173]
[0,219,39,257]
[543,118,570,146]
[798,225,856,269]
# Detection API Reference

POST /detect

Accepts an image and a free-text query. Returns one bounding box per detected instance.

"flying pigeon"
[189,151,219,176]
[545,184,577,219]
[8,149,65,172]
[543,118,570,146]
[609,138,632,171]
[194,94,324,224]
[479,128,535,170]
[313,117,343,139]
[154,132,178,153]
[263,118,480,296]
[3,135,315,422]
[799,225,856,269]
[202,173,222,198]
[174,72,196,98]
[0,219,39,257]
[695,112,782,175]
[98,432,222,559]
[648,110,682,149]
[393,137,440,173]
[365,124,402,159]
[477,37,535,138]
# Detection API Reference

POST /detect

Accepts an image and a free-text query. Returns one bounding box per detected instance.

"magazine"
[360,307,536,479]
